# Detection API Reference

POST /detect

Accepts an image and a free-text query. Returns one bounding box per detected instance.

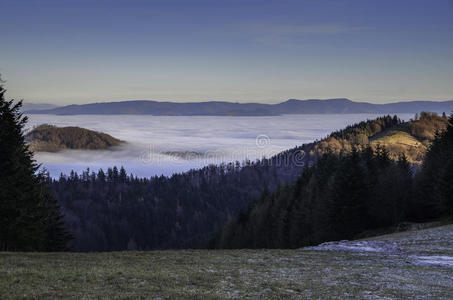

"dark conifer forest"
[212,115,453,249]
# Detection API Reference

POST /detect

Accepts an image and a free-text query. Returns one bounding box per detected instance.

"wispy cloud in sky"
[249,23,368,46]
[264,24,367,35]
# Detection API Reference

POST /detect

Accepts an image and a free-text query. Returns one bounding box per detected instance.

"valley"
[2,1,453,299]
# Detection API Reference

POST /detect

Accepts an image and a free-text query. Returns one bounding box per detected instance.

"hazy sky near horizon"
[1,0,453,105]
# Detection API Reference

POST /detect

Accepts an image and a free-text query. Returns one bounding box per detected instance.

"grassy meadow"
[1,224,453,299]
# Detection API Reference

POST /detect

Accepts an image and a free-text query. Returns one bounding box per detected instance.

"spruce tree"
[439,158,453,217]
[0,81,71,251]
[438,114,453,217]
[414,113,453,219]
[331,148,368,238]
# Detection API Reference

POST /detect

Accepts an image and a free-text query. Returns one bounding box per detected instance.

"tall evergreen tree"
[330,148,368,238]
[0,80,71,251]
[415,113,453,219]
[439,158,453,217]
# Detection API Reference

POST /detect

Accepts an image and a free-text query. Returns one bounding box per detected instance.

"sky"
[1,0,453,105]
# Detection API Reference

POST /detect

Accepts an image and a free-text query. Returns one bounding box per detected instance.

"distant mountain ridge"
[20,102,60,112]
[25,98,453,116]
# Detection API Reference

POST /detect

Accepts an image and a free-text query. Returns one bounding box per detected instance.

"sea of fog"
[25,114,415,178]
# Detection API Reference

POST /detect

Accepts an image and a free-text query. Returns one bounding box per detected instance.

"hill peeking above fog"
[25,98,453,116]
[25,124,123,152]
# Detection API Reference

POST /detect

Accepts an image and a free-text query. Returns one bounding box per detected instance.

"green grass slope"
[1,223,452,299]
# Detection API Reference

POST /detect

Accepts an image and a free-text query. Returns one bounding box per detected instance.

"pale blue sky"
[1,0,453,104]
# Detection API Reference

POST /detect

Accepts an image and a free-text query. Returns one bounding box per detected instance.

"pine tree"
[119,166,127,183]
[0,81,71,251]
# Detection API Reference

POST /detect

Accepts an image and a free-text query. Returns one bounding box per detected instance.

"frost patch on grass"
[413,255,453,267]
[302,240,401,253]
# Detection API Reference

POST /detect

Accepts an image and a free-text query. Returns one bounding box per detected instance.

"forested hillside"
[50,113,448,251]
[26,124,123,152]
[306,112,447,163]
[211,147,413,248]
[370,112,448,162]
[211,114,453,249]
[53,164,273,250]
